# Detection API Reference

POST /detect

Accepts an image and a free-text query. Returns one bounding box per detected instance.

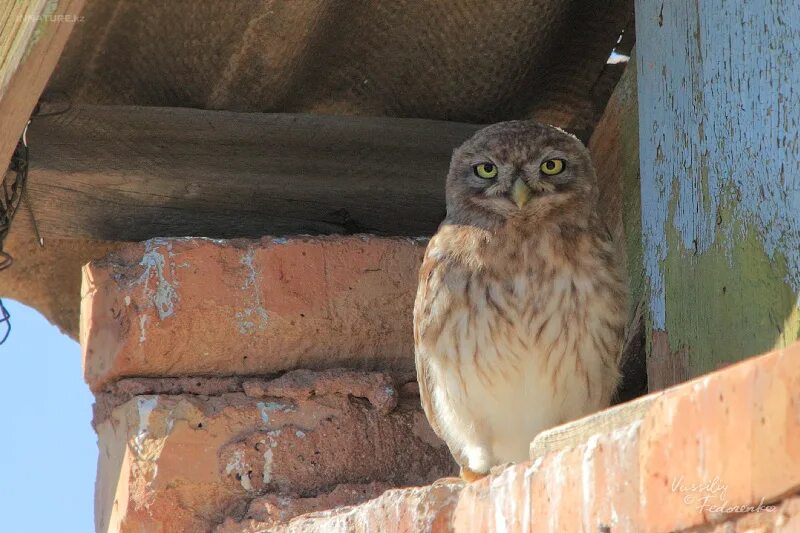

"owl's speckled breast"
[415,224,626,472]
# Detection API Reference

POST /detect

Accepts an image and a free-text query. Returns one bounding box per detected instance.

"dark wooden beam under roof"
[23,105,480,241]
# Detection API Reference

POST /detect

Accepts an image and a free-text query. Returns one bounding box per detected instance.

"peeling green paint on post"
[637,0,800,388]
[663,200,798,376]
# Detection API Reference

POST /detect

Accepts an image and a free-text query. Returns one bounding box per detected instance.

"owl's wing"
[413,247,445,440]
[415,348,442,438]
[595,216,629,366]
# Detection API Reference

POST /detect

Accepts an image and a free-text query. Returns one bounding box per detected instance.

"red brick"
[80,235,425,391]
[750,349,800,502]
[258,483,464,533]
[640,389,707,530]
[94,371,455,532]
[639,343,800,531]
[577,423,644,532]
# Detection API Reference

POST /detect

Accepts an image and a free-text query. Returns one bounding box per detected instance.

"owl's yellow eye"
[474,162,498,179]
[540,159,565,175]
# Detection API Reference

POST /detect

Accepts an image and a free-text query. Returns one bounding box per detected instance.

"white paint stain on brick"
[225,450,253,491]
[263,429,282,485]
[581,433,601,533]
[521,457,543,530]
[134,397,158,455]
[256,401,292,426]
[262,447,273,484]
[236,248,269,334]
[606,420,647,531]
[138,315,148,344]
[547,449,566,533]
[190,237,227,244]
[614,420,643,523]
[491,466,517,533]
[138,239,179,320]
[257,402,270,424]
[127,396,182,509]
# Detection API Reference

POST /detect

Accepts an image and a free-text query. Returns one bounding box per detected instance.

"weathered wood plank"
[530,391,659,460]
[24,105,480,240]
[0,0,85,184]
[588,57,647,401]
[0,0,48,96]
[636,0,800,388]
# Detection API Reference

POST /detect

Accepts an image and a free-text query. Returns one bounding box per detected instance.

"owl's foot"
[459,466,488,483]
[489,462,515,476]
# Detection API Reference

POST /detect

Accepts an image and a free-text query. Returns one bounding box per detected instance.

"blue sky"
[0,299,96,533]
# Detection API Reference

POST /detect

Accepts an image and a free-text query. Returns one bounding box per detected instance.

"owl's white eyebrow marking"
[538,149,570,161]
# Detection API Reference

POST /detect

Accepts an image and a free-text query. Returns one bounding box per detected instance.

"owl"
[414,121,627,481]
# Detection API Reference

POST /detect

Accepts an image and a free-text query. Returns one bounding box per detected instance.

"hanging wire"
[0,93,72,345]
[0,121,32,345]
[31,91,72,118]
[0,298,9,345]
[0,134,26,345]
[0,124,31,270]
[0,94,72,265]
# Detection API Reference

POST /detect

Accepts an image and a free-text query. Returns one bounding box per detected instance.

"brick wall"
[81,236,457,532]
[82,236,800,532]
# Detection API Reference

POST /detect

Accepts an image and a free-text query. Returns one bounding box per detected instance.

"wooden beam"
[23,99,637,242]
[23,105,479,240]
[0,0,85,181]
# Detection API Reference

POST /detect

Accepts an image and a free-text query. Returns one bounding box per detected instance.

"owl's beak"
[511,179,532,208]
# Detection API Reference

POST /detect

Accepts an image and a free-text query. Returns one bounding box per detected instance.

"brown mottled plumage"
[414,121,627,481]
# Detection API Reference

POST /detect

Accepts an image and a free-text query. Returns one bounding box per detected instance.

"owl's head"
[445,121,598,227]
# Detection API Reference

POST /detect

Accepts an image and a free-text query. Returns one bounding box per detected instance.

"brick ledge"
[231,342,800,533]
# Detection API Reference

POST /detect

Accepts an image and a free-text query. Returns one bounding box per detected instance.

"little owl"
[414,121,627,481]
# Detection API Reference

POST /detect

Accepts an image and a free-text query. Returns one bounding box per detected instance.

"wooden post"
[588,57,647,402]
[636,0,800,389]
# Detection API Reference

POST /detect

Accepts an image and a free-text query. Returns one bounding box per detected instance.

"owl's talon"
[459,466,488,483]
